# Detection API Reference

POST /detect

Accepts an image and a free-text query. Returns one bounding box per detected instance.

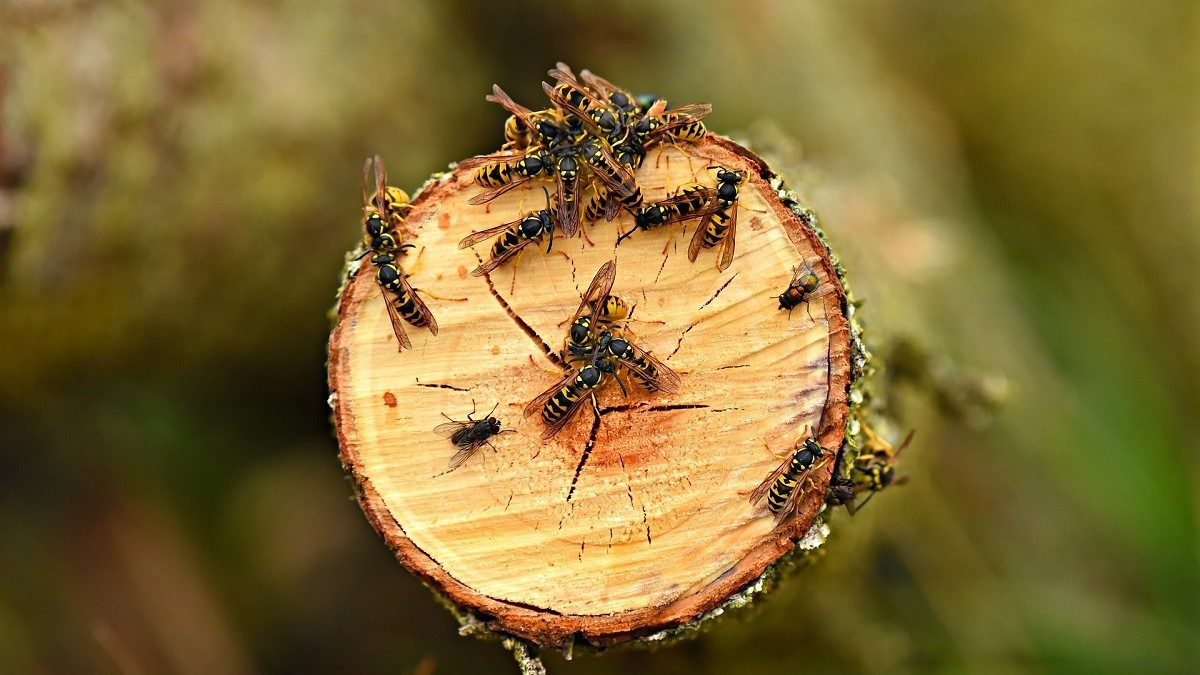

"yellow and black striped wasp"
[687,167,748,272]
[544,63,617,140]
[849,425,915,512]
[573,329,681,396]
[473,85,586,237]
[749,429,829,521]
[459,148,553,196]
[617,183,718,244]
[523,363,606,440]
[434,400,516,471]
[361,155,412,241]
[459,188,558,277]
[563,260,632,358]
[360,155,438,352]
[632,98,712,149]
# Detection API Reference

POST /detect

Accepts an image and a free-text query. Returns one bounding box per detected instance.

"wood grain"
[328,136,851,647]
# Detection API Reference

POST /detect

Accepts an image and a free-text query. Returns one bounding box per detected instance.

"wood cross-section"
[328,136,851,647]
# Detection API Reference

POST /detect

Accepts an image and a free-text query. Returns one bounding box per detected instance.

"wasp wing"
[714,201,739,272]
[541,80,598,131]
[458,151,531,171]
[372,155,390,216]
[393,269,438,336]
[458,217,523,249]
[467,175,536,206]
[486,84,538,129]
[554,166,581,238]
[644,102,713,141]
[523,369,578,419]
[748,453,792,507]
[774,457,828,522]
[582,141,639,198]
[379,284,414,352]
[622,343,681,394]
[540,390,596,440]
[470,236,536,277]
[687,209,716,264]
[580,69,634,106]
[574,260,617,320]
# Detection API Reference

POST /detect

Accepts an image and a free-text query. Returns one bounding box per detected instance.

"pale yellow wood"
[335,142,836,616]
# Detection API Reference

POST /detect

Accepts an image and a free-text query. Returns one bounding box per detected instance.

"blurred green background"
[2,1,1197,673]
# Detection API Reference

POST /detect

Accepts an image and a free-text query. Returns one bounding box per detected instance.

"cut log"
[327,136,853,648]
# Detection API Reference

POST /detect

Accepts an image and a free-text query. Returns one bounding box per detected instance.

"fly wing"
[447,439,486,470]
[433,420,468,437]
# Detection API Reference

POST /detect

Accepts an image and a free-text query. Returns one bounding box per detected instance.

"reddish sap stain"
[438,213,451,230]
[383,392,397,408]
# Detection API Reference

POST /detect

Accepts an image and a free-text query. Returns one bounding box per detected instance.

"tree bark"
[327,136,854,648]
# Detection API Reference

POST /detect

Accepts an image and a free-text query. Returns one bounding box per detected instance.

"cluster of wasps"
[457,63,751,275]
[523,260,681,439]
[354,64,912,521]
[749,424,915,522]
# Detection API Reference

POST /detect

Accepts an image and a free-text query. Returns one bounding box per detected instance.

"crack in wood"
[667,323,695,360]
[565,394,603,503]
[699,273,738,311]
[415,381,471,392]
[476,251,565,369]
[597,402,712,415]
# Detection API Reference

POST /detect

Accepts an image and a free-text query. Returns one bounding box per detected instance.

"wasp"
[551,147,583,237]
[360,157,437,352]
[544,64,617,140]
[576,260,631,325]
[578,139,641,211]
[778,262,821,318]
[460,148,553,193]
[523,363,605,439]
[849,426,915,512]
[486,84,565,151]
[749,432,828,521]
[434,401,516,471]
[563,261,631,362]
[459,188,557,277]
[362,155,411,237]
[617,184,718,244]
[580,68,641,116]
[824,444,858,511]
[574,329,681,395]
[687,167,747,272]
[633,99,712,148]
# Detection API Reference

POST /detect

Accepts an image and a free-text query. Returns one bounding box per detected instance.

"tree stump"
[327,136,854,648]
